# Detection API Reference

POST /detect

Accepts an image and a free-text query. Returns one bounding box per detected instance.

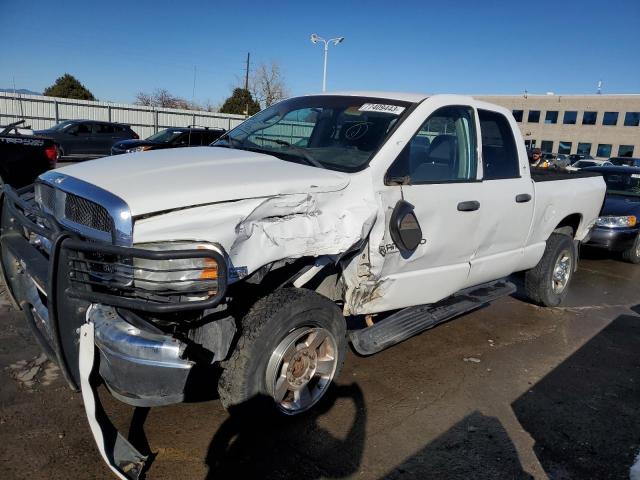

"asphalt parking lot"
[1,249,639,480]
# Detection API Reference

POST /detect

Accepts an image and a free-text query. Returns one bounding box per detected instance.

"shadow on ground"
[204,383,366,479]
[512,310,640,479]
[382,411,533,479]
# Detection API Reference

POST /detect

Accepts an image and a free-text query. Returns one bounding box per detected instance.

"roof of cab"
[309,91,429,103]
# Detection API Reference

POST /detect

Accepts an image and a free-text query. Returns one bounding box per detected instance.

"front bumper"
[0,185,225,406]
[584,226,638,252]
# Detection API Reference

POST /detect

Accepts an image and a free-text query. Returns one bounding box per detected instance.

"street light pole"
[310,34,344,92]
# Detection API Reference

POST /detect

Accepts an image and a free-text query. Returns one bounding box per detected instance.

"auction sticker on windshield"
[359,103,406,115]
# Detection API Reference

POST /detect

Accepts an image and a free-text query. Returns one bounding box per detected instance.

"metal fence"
[0,92,247,139]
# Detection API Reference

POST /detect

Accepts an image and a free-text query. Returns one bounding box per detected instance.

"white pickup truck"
[1,92,605,477]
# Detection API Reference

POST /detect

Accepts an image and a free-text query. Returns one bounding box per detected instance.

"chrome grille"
[65,194,113,234]
[38,183,56,212]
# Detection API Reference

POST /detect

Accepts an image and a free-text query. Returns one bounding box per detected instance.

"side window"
[95,123,115,134]
[174,133,189,145]
[188,131,203,145]
[387,106,477,184]
[76,123,92,135]
[478,109,520,180]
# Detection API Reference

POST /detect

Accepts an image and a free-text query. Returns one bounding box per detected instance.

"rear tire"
[524,233,575,307]
[218,288,347,415]
[622,234,640,264]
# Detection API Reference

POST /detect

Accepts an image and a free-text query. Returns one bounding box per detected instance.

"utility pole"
[244,52,250,116]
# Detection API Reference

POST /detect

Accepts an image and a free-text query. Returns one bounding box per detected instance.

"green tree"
[219,88,260,116]
[43,74,96,100]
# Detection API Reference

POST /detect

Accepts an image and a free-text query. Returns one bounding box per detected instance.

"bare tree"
[250,61,289,108]
[134,88,199,110]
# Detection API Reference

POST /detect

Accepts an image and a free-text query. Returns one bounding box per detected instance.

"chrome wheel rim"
[266,327,338,415]
[551,250,572,294]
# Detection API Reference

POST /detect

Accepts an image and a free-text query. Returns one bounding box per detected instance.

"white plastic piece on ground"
[80,323,146,480]
[630,450,640,480]
[79,323,128,480]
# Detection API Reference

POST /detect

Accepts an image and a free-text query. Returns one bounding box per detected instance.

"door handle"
[457,200,480,212]
[516,193,532,203]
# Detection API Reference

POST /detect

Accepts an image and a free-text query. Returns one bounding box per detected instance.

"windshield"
[146,129,185,143]
[50,120,76,131]
[213,95,414,172]
[602,172,640,197]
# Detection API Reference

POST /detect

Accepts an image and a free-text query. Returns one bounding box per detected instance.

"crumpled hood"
[54,147,350,216]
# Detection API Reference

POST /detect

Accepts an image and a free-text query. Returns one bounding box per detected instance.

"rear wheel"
[218,288,346,415]
[525,233,575,306]
[622,234,640,264]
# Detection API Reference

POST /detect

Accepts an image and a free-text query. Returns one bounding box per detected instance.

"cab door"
[366,105,485,313]
[464,108,535,287]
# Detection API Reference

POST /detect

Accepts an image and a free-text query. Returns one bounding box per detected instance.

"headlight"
[126,146,152,153]
[596,215,637,228]
[133,242,221,299]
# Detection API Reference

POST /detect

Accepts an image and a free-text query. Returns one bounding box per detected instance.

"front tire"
[622,234,640,264]
[524,233,575,307]
[218,288,347,415]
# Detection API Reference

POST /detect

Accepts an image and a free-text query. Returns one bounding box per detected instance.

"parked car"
[1,93,606,476]
[583,166,640,262]
[609,157,640,168]
[0,120,56,187]
[553,153,570,169]
[110,126,226,155]
[566,159,613,172]
[568,153,594,164]
[34,120,138,160]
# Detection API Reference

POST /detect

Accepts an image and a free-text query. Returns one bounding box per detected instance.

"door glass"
[94,123,115,134]
[187,131,203,145]
[387,106,477,184]
[76,123,92,135]
[478,110,520,179]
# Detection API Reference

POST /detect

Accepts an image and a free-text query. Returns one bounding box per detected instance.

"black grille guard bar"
[63,239,228,313]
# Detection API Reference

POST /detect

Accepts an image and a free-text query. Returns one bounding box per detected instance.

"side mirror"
[389,200,423,253]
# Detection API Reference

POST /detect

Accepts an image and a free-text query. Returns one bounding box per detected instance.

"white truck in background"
[1,92,605,478]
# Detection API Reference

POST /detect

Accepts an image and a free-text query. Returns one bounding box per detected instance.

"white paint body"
[57,93,606,315]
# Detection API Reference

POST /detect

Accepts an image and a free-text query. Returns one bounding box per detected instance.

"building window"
[603,112,619,126]
[582,111,597,125]
[596,144,612,158]
[577,143,592,155]
[540,140,554,153]
[512,110,523,122]
[618,145,635,157]
[544,111,558,124]
[624,112,640,126]
[563,111,577,124]
[558,141,572,154]
[527,110,540,123]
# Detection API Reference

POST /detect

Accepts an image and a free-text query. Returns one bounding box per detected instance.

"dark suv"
[111,126,226,155]
[35,120,138,160]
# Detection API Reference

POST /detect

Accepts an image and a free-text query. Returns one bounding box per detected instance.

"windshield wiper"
[252,136,324,168]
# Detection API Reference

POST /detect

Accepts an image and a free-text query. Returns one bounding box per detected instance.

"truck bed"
[531,167,601,182]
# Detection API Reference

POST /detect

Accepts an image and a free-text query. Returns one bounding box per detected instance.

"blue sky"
[1,0,638,106]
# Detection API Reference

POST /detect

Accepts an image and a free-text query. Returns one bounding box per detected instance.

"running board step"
[349,280,516,355]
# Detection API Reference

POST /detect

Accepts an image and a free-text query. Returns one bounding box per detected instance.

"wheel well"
[554,213,582,237]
